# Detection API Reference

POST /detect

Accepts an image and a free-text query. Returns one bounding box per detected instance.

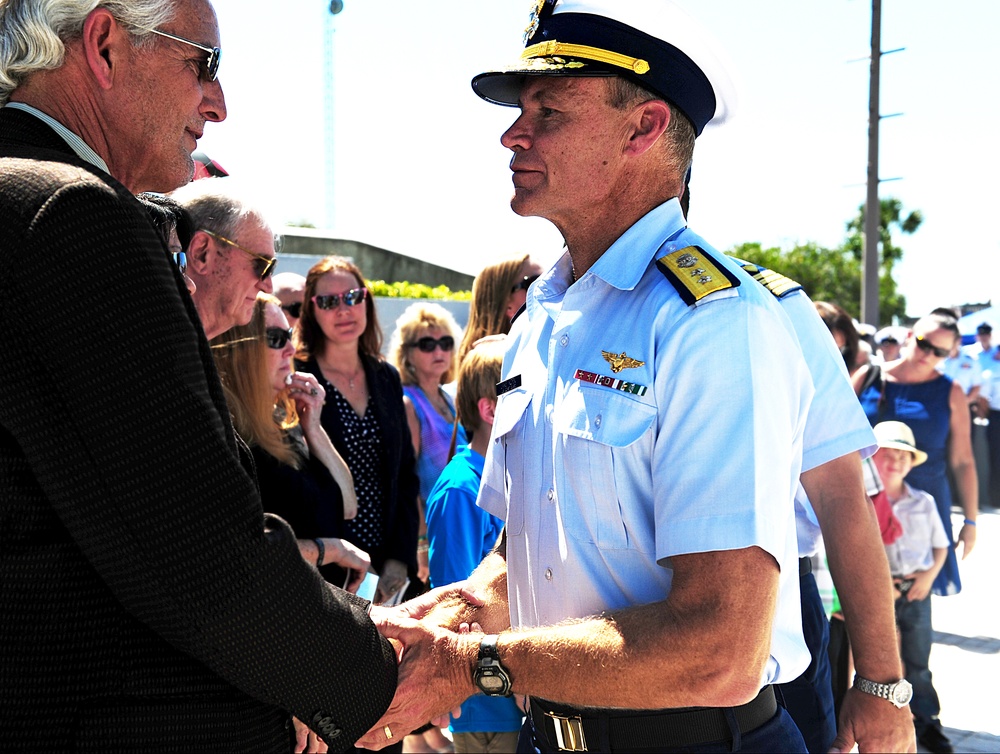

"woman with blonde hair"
[388,303,468,580]
[458,253,544,361]
[212,293,368,590]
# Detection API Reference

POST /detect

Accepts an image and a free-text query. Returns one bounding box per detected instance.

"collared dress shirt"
[4,102,109,173]
[775,290,878,557]
[940,352,981,396]
[885,483,949,576]
[478,199,813,686]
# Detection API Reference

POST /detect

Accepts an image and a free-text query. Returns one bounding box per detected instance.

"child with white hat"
[871,421,953,753]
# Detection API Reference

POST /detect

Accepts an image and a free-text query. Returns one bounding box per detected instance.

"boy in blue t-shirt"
[425,337,522,752]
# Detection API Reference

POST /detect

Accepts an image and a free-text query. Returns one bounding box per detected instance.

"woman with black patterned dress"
[295,257,420,607]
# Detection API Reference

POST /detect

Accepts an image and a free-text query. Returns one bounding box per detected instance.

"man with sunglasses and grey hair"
[171,177,279,338]
[0,0,396,750]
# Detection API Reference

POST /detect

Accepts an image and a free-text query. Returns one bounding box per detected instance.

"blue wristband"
[964,518,977,527]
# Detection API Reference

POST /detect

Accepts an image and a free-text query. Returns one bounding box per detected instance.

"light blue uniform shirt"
[940,352,981,395]
[479,199,813,687]
[773,289,878,557]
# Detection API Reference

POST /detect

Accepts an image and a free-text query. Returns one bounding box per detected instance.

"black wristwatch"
[473,635,513,697]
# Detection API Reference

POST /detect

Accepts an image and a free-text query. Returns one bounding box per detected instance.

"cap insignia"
[523,0,550,45]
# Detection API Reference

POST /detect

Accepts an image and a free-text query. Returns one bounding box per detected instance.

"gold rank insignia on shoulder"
[602,350,644,374]
[656,246,740,306]
[734,259,803,300]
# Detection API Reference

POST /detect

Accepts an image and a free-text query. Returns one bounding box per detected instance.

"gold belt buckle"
[548,711,587,751]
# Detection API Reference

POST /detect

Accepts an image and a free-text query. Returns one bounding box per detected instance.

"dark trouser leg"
[972,414,991,510]
[778,573,837,753]
[896,595,941,731]
[826,615,851,723]
[986,410,1000,508]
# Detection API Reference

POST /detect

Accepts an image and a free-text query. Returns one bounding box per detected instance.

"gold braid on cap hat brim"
[522,40,650,75]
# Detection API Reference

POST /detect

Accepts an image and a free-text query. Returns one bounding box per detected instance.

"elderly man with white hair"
[0,1,396,749]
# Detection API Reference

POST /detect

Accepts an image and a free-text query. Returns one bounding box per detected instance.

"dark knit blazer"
[0,107,396,752]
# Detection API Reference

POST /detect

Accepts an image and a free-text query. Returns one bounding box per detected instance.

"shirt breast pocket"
[490,388,534,536]
[553,387,656,551]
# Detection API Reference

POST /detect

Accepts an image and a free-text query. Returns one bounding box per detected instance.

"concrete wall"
[279,228,474,292]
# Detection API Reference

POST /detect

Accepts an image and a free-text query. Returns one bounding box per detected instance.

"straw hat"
[873,421,928,467]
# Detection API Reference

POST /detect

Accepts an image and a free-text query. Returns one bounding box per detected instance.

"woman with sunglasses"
[211,293,368,585]
[853,312,978,601]
[296,257,420,612]
[388,304,468,578]
[458,253,545,361]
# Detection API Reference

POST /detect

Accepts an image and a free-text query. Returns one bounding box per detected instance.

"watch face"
[891,681,913,706]
[479,673,506,693]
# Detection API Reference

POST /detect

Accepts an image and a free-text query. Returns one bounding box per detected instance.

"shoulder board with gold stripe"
[656,246,740,306]
[736,260,803,300]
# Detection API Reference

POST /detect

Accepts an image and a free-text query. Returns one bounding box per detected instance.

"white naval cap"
[471,0,739,136]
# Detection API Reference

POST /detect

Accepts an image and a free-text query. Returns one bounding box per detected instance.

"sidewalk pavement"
[917,507,1000,753]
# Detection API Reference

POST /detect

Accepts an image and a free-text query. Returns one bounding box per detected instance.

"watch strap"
[474,634,513,697]
[480,634,501,662]
[853,676,912,707]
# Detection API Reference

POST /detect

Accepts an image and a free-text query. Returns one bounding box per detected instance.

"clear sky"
[197,0,1000,321]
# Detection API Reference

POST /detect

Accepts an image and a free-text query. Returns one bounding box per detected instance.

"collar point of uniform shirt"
[560,198,688,293]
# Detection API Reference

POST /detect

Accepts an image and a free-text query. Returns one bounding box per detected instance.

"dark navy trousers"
[777,572,837,753]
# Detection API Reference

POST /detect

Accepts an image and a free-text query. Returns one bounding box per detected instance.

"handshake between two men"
[357,553,513,751]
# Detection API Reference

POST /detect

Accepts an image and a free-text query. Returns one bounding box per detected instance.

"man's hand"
[829,687,915,753]
[369,580,482,628]
[292,716,329,753]
[356,616,476,750]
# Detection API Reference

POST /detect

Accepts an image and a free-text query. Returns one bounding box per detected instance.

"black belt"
[799,557,812,577]
[529,685,777,751]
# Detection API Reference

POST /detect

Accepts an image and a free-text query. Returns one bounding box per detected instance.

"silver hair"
[170,177,279,250]
[0,0,176,105]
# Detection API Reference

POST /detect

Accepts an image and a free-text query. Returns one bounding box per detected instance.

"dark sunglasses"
[200,229,277,280]
[410,336,455,353]
[281,302,303,319]
[265,327,294,350]
[511,275,539,294]
[147,28,221,82]
[312,287,368,310]
[914,336,950,359]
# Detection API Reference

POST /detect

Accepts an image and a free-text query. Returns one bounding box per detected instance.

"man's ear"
[624,99,671,157]
[185,230,214,275]
[81,8,129,90]
[478,397,497,427]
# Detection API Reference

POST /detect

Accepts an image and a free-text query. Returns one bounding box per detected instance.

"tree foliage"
[727,197,920,324]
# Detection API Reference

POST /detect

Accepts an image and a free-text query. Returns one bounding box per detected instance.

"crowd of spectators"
[153,172,985,754]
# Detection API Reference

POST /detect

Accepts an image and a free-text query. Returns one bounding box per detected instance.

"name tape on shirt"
[496,374,522,396]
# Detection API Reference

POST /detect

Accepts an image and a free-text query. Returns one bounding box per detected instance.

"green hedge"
[366,280,471,301]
